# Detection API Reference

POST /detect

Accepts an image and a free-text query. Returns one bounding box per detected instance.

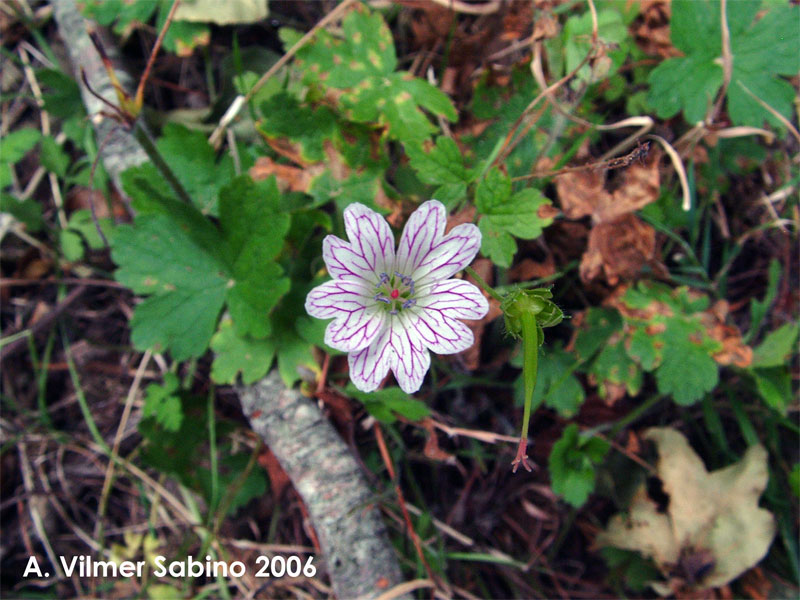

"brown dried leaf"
[554,169,608,220]
[580,214,657,285]
[600,159,661,222]
[508,255,556,282]
[249,156,322,192]
[555,152,661,223]
[699,301,753,367]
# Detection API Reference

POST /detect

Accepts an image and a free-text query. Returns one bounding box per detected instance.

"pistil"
[374,271,417,314]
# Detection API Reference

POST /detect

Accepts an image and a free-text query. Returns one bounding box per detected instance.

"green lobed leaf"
[751,322,798,368]
[259,93,338,163]
[589,336,643,400]
[210,318,277,385]
[142,373,183,432]
[647,0,800,129]
[573,308,623,360]
[752,367,791,415]
[37,68,84,119]
[347,385,431,424]
[1,128,42,164]
[219,177,291,338]
[655,334,719,405]
[294,9,396,88]
[405,137,472,186]
[515,345,585,418]
[549,424,610,507]
[112,206,230,361]
[60,209,114,261]
[0,194,43,232]
[476,169,553,267]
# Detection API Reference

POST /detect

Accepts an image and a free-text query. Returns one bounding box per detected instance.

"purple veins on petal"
[343,203,395,277]
[387,316,431,394]
[406,310,475,355]
[304,280,372,320]
[348,327,393,392]
[322,236,380,284]
[418,279,489,320]
[324,307,386,353]
[395,200,447,277]
[409,223,482,284]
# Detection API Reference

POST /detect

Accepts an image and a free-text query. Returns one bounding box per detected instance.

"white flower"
[305,200,489,393]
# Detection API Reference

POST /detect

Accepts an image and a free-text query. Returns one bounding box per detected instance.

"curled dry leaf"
[555,154,662,285]
[580,214,657,286]
[597,427,776,594]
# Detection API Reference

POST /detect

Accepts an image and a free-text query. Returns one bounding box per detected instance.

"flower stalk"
[501,287,564,473]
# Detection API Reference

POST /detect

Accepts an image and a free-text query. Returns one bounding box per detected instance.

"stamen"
[374,293,391,304]
[402,299,416,309]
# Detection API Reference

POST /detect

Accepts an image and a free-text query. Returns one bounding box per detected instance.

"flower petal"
[406,310,475,355]
[348,327,393,392]
[395,200,447,277]
[343,202,395,278]
[326,309,386,352]
[322,235,379,284]
[390,313,432,393]
[305,279,372,320]
[411,223,482,284]
[305,280,385,352]
[417,279,489,320]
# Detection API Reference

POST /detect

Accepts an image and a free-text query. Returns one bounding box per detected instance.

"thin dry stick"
[494,37,599,165]
[95,350,153,541]
[513,141,652,181]
[647,133,692,211]
[709,0,732,124]
[529,41,654,161]
[134,0,181,109]
[83,439,200,527]
[375,579,436,600]
[373,423,440,592]
[208,0,357,149]
[429,419,519,444]
[18,442,63,578]
[714,125,775,144]
[586,0,599,45]
[427,0,501,14]
[19,46,67,229]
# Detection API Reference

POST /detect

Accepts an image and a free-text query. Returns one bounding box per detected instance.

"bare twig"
[95,350,152,541]
[427,0,501,15]
[238,372,406,599]
[647,134,692,211]
[135,0,181,109]
[19,45,67,229]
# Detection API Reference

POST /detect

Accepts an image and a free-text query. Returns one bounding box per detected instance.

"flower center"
[374,272,417,315]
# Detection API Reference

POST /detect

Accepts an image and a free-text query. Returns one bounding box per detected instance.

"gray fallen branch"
[239,372,405,598]
[52,0,148,194]
[51,2,407,596]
